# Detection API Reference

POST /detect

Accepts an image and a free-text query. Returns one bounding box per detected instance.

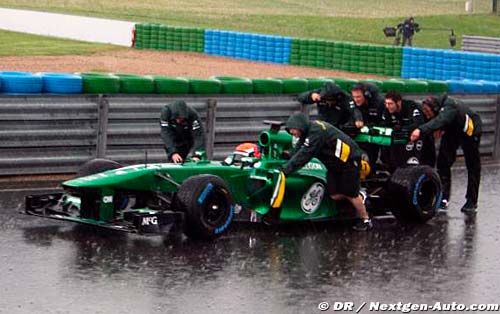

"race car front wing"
[25,192,184,235]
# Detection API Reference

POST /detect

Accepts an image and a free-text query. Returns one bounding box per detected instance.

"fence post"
[205,99,217,159]
[494,95,500,160]
[96,95,109,158]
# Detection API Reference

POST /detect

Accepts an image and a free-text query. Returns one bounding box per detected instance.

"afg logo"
[141,216,158,226]
[301,182,325,214]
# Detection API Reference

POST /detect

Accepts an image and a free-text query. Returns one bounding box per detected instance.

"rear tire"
[388,165,442,223]
[76,158,122,177]
[175,175,234,240]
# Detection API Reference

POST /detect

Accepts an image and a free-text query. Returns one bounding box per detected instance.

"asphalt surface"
[1,165,500,314]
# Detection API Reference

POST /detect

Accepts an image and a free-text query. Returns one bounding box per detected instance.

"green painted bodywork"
[354,126,407,145]
[62,126,401,223]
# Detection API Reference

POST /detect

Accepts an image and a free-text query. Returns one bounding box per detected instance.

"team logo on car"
[303,162,323,170]
[141,216,158,226]
[415,140,423,151]
[102,196,113,203]
[406,142,415,151]
[407,157,420,165]
[301,182,325,214]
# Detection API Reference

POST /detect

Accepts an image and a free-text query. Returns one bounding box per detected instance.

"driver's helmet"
[360,159,371,180]
[234,142,261,158]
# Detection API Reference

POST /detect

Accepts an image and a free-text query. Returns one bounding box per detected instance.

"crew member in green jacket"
[297,82,351,127]
[160,100,206,163]
[410,94,482,214]
[282,112,372,231]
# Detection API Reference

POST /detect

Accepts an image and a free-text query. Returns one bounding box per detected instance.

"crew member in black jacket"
[349,83,385,166]
[297,82,351,127]
[160,100,205,163]
[282,112,372,231]
[410,94,482,214]
[381,90,435,170]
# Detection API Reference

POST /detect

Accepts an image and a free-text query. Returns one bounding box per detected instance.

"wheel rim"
[202,190,229,227]
[417,179,439,210]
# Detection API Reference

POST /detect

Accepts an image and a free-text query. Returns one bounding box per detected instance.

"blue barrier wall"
[402,47,500,92]
[204,30,291,64]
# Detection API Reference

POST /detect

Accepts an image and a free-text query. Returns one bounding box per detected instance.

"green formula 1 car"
[25,121,442,240]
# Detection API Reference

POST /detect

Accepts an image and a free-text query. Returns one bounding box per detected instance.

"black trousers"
[437,132,481,203]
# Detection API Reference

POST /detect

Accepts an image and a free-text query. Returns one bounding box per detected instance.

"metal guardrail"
[462,35,500,54]
[0,94,498,175]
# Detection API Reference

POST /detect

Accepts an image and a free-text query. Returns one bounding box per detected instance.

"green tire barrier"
[251,78,283,94]
[188,78,222,94]
[153,76,189,94]
[305,78,333,90]
[135,23,204,52]
[213,76,253,94]
[6,69,450,95]
[425,80,449,93]
[403,80,429,93]
[332,78,359,93]
[381,80,406,93]
[113,74,155,94]
[81,73,120,94]
[276,78,309,94]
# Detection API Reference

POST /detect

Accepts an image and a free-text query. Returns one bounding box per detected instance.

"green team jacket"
[160,101,206,159]
[419,95,482,137]
[283,113,362,176]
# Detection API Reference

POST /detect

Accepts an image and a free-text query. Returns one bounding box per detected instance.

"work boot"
[353,218,373,231]
[439,199,449,210]
[461,200,478,216]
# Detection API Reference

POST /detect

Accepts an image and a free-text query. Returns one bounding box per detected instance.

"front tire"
[388,165,442,223]
[175,175,235,240]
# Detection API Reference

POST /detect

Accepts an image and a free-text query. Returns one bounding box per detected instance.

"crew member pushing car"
[281,112,372,231]
[381,90,435,170]
[297,82,351,127]
[410,94,482,214]
[160,100,206,163]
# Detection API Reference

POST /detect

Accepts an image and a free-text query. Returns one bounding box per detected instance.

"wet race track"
[1,165,500,314]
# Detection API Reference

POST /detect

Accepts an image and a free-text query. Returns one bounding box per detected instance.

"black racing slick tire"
[76,158,123,177]
[387,165,442,223]
[175,174,235,240]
